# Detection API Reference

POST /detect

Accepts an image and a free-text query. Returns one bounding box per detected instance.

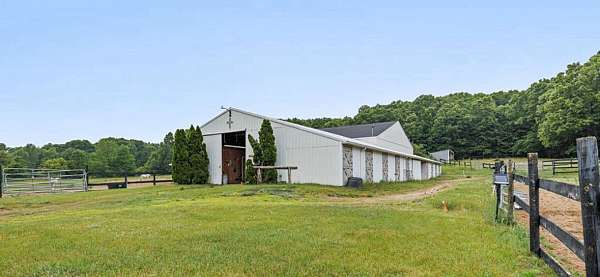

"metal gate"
[1,168,88,197]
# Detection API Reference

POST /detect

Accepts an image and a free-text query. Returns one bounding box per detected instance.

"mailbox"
[493,173,509,185]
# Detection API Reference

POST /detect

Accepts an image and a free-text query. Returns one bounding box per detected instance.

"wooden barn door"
[222,147,244,184]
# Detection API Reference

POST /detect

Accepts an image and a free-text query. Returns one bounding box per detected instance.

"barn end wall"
[202,110,344,186]
[355,123,413,154]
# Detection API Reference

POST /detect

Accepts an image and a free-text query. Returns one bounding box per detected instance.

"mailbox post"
[493,161,509,221]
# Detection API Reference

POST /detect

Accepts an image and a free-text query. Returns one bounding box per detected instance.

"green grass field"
[0,167,553,276]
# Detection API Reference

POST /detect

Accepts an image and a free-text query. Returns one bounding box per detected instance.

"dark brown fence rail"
[87,172,173,189]
[542,158,578,175]
[496,136,600,277]
[483,162,496,169]
[446,160,473,168]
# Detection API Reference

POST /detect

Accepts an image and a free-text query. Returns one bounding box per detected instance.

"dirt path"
[328,177,479,204]
[514,183,585,274]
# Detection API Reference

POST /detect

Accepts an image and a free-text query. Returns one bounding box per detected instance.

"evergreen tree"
[172,128,191,184]
[248,120,277,183]
[259,120,277,182]
[188,125,209,184]
[245,159,256,184]
[248,136,262,165]
[197,126,209,183]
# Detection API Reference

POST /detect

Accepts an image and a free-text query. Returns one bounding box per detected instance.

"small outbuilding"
[431,149,454,163]
[201,108,442,186]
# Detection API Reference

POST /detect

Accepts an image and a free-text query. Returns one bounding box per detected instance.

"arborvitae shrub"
[172,129,191,184]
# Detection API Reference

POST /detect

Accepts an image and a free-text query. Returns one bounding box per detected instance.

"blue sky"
[1,1,599,147]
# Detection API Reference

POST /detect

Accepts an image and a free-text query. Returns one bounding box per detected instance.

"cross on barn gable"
[226,110,234,129]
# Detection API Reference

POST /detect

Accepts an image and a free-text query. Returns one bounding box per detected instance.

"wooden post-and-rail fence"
[496,136,600,277]
[542,158,579,175]
[87,171,172,189]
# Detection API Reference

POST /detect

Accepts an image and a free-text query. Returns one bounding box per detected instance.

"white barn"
[431,149,454,163]
[201,108,442,186]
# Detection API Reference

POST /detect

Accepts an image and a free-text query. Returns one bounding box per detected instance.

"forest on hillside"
[290,51,600,159]
[0,135,173,176]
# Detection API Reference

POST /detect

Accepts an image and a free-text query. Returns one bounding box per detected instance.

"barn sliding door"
[365,151,373,183]
[204,135,222,184]
[342,146,353,185]
[395,156,401,181]
[382,153,389,182]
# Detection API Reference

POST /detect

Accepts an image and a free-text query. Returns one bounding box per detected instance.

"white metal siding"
[204,135,222,184]
[413,160,422,180]
[272,122,343,185]
[373,152,383,182]
[388,155,395,182]
[398,157,406,181]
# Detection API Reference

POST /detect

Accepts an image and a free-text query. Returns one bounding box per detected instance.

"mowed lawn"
[0,167,552,276]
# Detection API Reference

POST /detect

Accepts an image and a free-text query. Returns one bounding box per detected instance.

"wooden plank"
[540,249,571,277]
[514,174,528,184]
[540,215,585,261]
[576,136,600,276]
[253,166,298,170]
[539,179,581,202]
[528,153,541,256]
[88,179,172,186]
[513,175,580,202]
[88,181,126,187]
[514,195,529,213]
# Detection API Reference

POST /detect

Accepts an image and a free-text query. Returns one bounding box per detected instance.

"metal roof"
[319,122,396,138]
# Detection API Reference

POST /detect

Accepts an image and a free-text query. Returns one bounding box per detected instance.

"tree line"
[0,136,173,177]
[3,51,597,171]
[0,119,279,185]
[289,51,600,159]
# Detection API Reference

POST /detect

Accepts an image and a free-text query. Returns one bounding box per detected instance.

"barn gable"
[372,122,414,154]
[322,121,414,155]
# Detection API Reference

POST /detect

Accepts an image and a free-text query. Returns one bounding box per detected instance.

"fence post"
[0,165,3,198]
[576,137,600,276]
[256,168,262,184]
[507,160,515,223]
[494,161,502,221]
[552,160,556,175]
[85,166,90,192]
[528,153,541,257]
[124,172,128,188]
[153,173,157,186]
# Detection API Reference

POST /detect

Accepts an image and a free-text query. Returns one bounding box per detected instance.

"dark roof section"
[319,122,396,138]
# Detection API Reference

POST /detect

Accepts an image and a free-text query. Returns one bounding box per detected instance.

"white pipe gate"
[1,168,88,197]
